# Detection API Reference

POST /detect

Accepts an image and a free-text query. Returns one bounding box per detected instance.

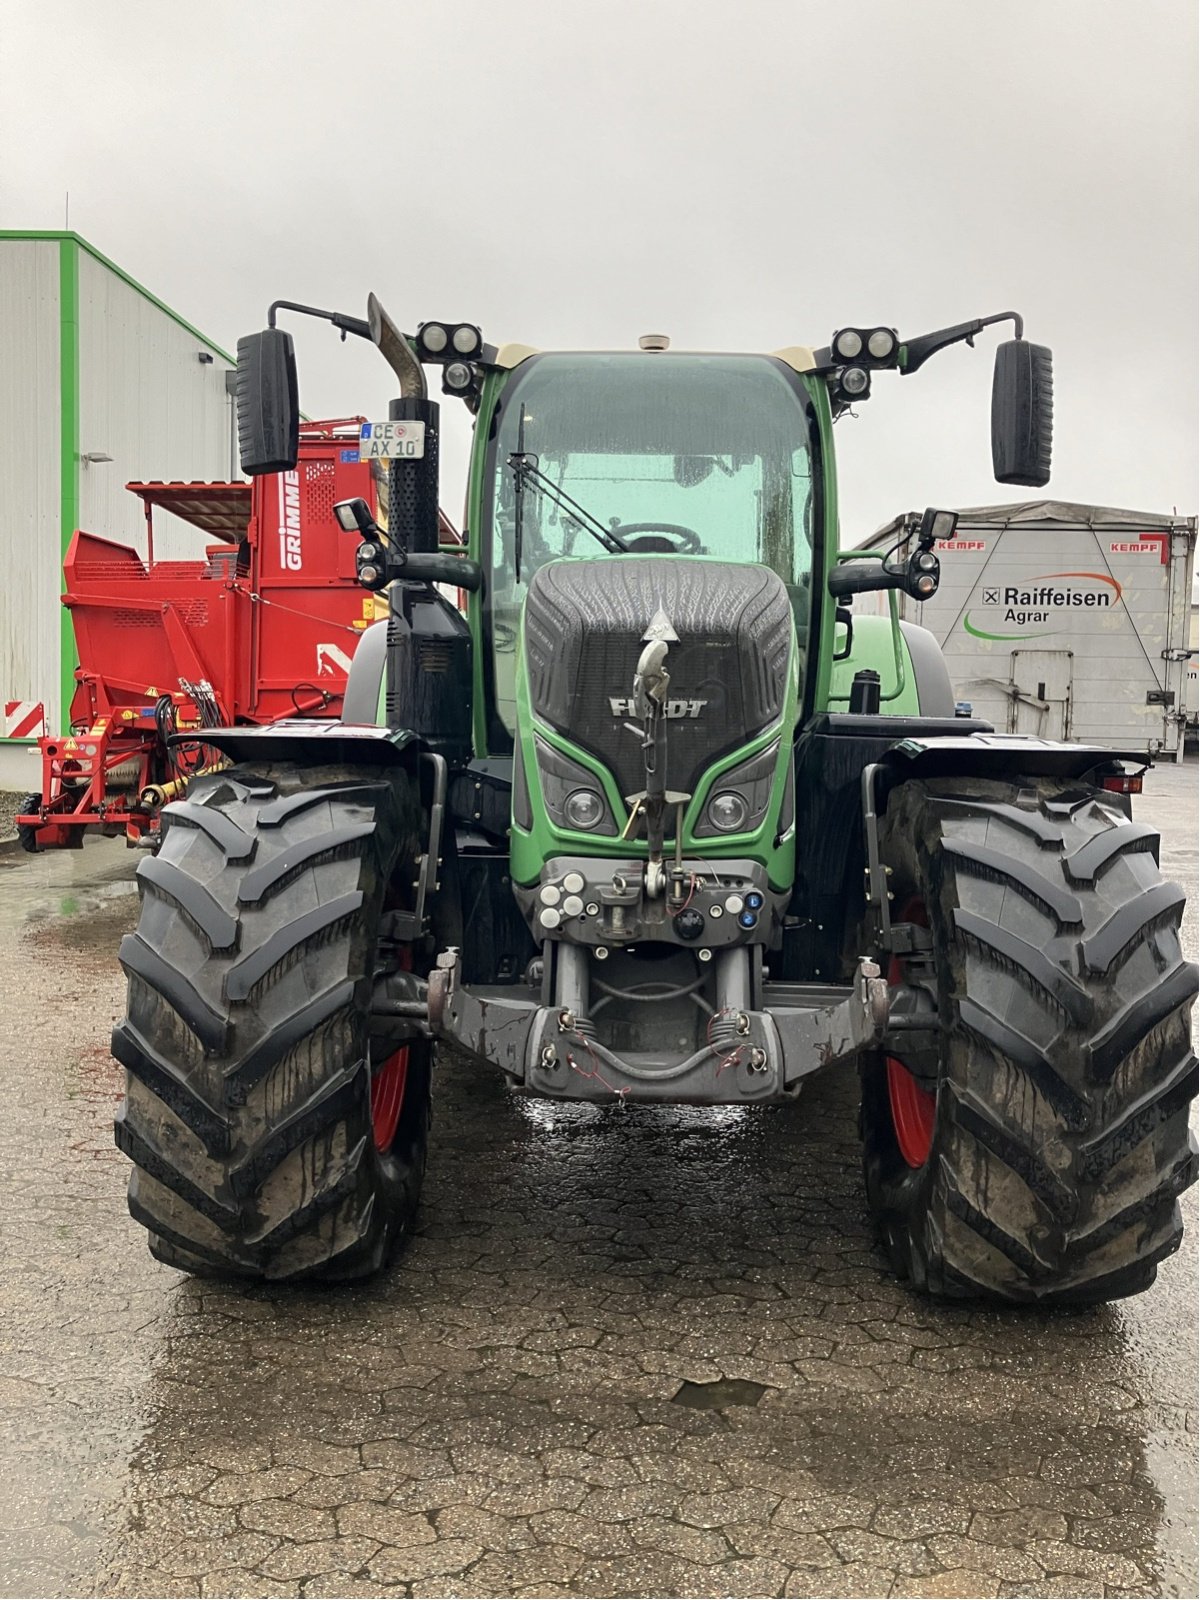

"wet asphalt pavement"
[0,764,1195,1600]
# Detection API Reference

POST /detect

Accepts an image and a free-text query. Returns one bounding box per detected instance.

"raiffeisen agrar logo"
[963,571,1123,641]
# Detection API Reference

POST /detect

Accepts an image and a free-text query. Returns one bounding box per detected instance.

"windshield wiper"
[508,420,629,578]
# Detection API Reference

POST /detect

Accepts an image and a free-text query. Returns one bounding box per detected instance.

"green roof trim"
[59,237,80,730]
[1,230,235,365]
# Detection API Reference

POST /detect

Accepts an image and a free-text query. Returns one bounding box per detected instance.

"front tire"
[112,761,431,1282]
[862,775,1198,1304]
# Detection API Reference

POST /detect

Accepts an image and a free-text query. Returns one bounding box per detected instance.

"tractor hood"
[522,556,794,803]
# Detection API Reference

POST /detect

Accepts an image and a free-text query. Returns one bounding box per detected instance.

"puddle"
[672,1376,770,1408]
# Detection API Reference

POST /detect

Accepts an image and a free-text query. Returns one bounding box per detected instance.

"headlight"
[695,742,780,839]
[841,366,870,397]
[564,788,605,831]
[706,791,750,833]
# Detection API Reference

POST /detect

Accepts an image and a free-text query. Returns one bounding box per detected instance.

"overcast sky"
[2,0,1196,541]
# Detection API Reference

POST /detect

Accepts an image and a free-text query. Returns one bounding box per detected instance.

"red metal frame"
[18,421,390,848]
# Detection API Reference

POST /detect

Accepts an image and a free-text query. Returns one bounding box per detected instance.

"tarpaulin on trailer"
[862,500,1194,548]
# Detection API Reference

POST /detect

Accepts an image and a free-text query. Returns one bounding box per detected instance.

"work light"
[419,322,448,354]
[833,328,863,360]
[334,497,374,535]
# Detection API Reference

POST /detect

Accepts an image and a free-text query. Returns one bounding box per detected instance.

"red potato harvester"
[16,420,459,850]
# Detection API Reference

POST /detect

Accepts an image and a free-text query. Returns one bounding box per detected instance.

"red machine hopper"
[17,419,452,849]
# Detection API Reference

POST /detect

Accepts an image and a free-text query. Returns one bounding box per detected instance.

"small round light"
[564,788,605,830]
[358,542,380,563]
[359,563,380,584]
[745,892,764,911]
[562,894,584,917]
[724,895,745,915]
[867,328,896,359]
[539,884,561,906]
[563,872,585,894]
[739,910,758,930]
[707,791,749,833]
[841,366,870,397]
[834,329,863,359]
[452,325,479,354]
[916,552,937,572]
[421,322,448,353]
[540,907,561,930]
[444,361,473,390]
[915,575,937,598]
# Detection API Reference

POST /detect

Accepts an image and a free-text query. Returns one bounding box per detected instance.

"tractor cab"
[477,349,822,740]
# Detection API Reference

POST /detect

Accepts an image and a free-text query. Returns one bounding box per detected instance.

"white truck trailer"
[856,501,1197,759]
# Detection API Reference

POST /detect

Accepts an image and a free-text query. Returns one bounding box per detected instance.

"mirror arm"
[828,557,939,604]
[266,299,372,342]
[900,310,1024,375]
[828,560,904,599]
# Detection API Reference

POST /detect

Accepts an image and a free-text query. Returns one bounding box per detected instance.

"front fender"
[173,720,416,767]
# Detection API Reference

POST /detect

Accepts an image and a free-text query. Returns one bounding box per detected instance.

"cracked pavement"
[0,762,1195,1599]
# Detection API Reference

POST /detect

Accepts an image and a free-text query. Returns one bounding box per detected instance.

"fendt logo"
[609,697,706,719]
[963,571,1123,641]
[278,470,303,571]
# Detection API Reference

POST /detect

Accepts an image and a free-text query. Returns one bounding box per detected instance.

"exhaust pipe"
[368,293,426,400]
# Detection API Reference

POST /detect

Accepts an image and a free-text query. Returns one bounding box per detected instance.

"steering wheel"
[610,522,703,554]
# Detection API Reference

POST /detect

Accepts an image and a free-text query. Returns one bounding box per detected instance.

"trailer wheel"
[112,761,431,1282]
[861,775,1198,1304]
[16,793,42,853]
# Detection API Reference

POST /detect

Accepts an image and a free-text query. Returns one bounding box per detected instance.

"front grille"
[524,558,792,799]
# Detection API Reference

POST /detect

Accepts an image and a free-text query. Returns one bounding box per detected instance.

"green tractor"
[113,297,1197,1302]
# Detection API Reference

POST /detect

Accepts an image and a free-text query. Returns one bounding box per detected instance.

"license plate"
[359,420,426,460]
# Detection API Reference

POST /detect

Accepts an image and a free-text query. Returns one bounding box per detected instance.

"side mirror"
[235,328,299,475]
[992,339,1053,486]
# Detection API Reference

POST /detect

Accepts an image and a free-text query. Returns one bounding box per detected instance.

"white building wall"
[0,239,61,780]
[77,250,236,561]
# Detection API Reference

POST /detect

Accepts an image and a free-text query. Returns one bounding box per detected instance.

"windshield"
[484,352,820,740]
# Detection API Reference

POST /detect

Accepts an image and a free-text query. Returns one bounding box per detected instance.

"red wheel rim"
[371,946,412,1153]
[371,1046,409,1152]
[885,896,937,1169]
[886,1055,936,1168]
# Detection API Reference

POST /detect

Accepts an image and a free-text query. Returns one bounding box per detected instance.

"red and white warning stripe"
[4,701,46,739]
